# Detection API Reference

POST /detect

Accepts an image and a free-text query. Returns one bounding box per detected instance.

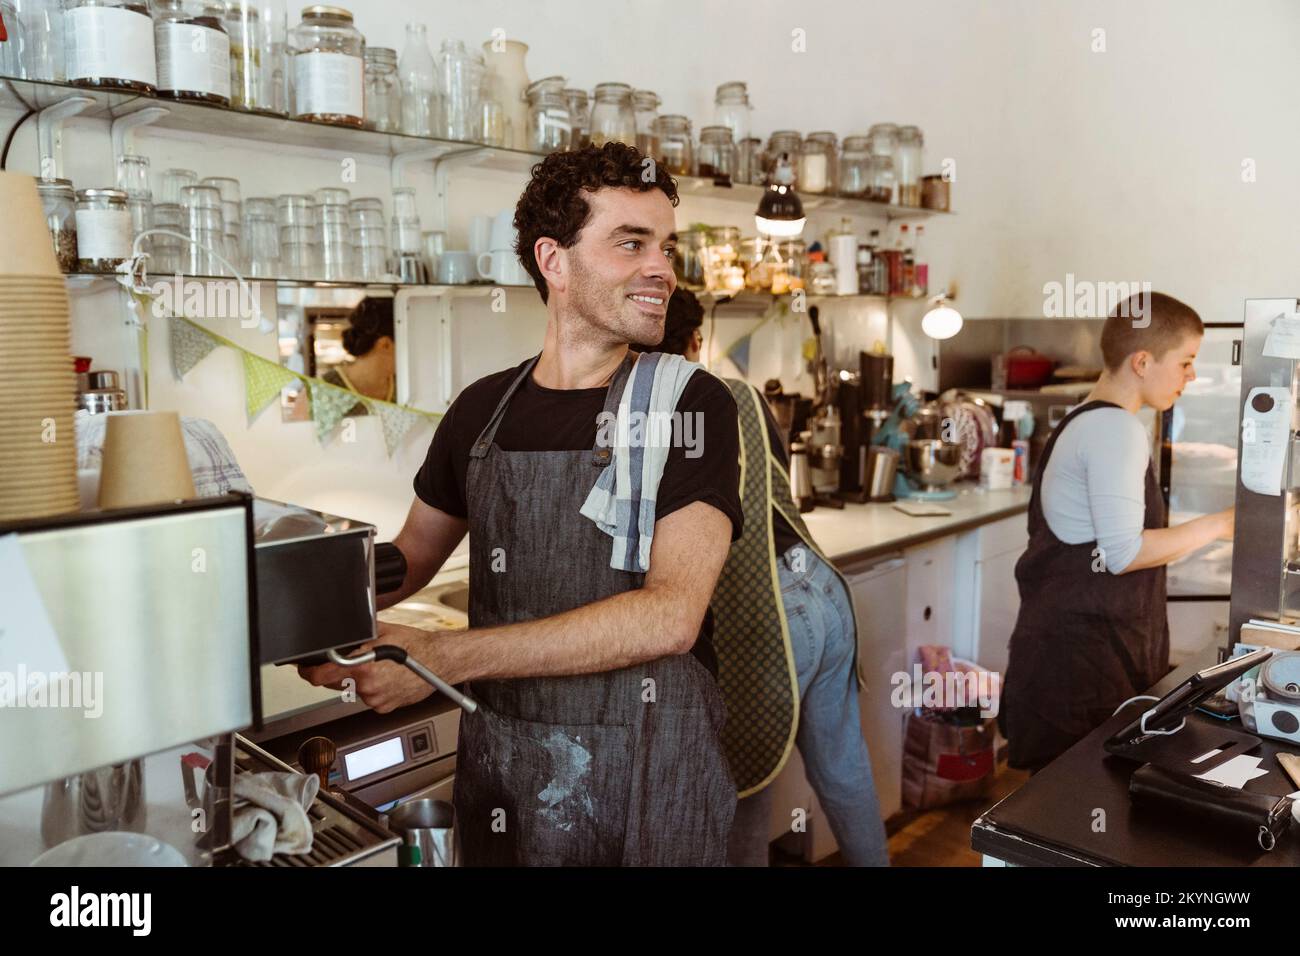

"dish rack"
[218,735,400,867]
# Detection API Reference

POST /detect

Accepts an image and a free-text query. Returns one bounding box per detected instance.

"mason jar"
[697,125,735,180]
[589,82,635,147]
[673,227,709,291]
[363,46,401,131]
[64,0,157,93]
[289,5,364,127]
[154,0,232,105]
[632,89,660,158]
[563,88,590,149]
[75,188,132,272]
[869,154,896,204]
[653,114,692,175]
[764,130,802,187]
[839,135,871,197]
[713,81,751,145]
[799,133,835,195]
[525,76,571,153]
[895,125,924,206]
[38,178,78,273]
[867,122,898,158]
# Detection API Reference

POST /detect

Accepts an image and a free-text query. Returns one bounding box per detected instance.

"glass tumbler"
[179,185,224,275]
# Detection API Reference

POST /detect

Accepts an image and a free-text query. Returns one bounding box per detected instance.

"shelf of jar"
[695,289,925,309]
[1,76,956,219]
[61,271,536,294]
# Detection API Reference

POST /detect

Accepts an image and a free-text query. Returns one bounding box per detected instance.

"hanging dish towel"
[580,351,699,572]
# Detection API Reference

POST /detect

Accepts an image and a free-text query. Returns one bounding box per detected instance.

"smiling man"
[299,143,742,866]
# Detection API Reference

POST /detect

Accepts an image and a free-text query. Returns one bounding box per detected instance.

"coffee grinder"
[836,348,896,502]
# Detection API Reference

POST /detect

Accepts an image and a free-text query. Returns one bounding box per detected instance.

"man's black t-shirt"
[413,357,744,674]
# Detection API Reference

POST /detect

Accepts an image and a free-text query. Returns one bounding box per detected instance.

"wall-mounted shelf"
[698,289,927,310]
[1,76,954,221]
[63,270,535,295]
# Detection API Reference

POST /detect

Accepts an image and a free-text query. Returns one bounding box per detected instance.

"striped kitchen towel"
[580,351,699,572]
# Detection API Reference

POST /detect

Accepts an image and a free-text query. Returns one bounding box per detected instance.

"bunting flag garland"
[163,312,442,456]
[170,313,219,379]
[726,334,752,377]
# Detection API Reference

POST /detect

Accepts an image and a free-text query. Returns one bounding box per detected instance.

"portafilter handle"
[298,737,337,791]
[326,646,478,714]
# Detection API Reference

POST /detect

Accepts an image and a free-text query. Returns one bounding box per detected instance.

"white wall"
[4,0,1295,535]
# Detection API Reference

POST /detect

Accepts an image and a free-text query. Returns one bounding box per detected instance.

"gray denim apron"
[453,352,736,866]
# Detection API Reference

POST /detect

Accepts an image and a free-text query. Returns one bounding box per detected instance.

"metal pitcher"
[40,760,146,849]
[385,798,457,867]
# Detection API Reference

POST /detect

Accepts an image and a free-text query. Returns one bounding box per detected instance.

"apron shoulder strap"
[470,355,541,459]
[589,351,639,467]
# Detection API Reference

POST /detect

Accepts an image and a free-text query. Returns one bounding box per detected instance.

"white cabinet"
[969,515,1029,673]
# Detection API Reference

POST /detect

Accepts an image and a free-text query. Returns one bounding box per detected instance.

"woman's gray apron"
[454,352,736,865]
[998,400,1169,772]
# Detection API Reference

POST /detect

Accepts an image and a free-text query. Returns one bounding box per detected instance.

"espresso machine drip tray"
[219,736,399,868]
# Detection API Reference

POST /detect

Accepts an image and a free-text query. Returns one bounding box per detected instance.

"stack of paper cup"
[0,171,79,521]
[98,411,195,509]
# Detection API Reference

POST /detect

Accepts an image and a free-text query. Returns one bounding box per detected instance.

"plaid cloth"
[76,411,254,498]
[579,352,699,572]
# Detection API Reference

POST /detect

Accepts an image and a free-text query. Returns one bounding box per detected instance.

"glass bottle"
[653,114,692,175]
[437,39,482,141]
[74,187,132,272]
[398,21,437,137]
[697,126,735,180]
[632,89,660,158]
[224,0,287,115]
[524,75,570,153]
[363,46,401,132]
[713,81,751,144]
[289,4,365,127]
[563,88,590,149]
[589,82,635,147]
[154,0,231,105]
[64,0,157,94]
[895,125,924,207]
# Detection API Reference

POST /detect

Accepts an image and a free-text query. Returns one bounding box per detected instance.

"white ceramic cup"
[476,250,528,284]
[438,250,478,284]
[467,215,492,256]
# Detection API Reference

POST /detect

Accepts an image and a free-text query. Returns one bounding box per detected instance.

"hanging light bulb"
[921,296,963,340]
[754,152,806,237]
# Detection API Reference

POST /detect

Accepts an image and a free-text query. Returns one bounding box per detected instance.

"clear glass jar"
[775,238,807,293]
[697,126,735,180]
[673,226,709,291]
[895,125,924,207]
[764,130,802,186]
[154,0,231,105]
[75,187,132,272]
[739,236,766,290]
[736,136,762,185]
[713,81,751,144]
[479,71,506,147]
[64,0,157,94]
[798,133,834,195]
[563,88,590,149]
[869,154,896,204]
[839,134,871,197]
[632,89,660,158]
[589,82,635,147]
[364,46,401,132]
[224,0,287,115]
[37,178,77,273]
[398,21,437,137]
[867,122,898,158]
[525,76,571,153]
[706,224,740,290]
[289,5,364,127]
[653,114,692,175]
[15,0,65,82]
[437,38,483,141]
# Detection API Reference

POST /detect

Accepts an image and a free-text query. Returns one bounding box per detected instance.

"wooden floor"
[772,763,1031,867]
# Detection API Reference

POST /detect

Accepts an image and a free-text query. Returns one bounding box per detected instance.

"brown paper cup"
[98,410,195,509]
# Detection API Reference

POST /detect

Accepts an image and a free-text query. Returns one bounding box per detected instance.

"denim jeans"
[727,545,890,867]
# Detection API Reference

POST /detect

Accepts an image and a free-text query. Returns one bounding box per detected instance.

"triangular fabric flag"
[727,332,753,377]
[364,398,425,457]
[170,315,218,380]
[310,378,362,444]
[242,351,300,423]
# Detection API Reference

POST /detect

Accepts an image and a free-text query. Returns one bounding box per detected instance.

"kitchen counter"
[804,485,1033,569]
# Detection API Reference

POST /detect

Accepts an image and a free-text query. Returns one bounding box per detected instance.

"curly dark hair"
[513,142,679,303]
[630,287,703,356]
[342,297,394,357]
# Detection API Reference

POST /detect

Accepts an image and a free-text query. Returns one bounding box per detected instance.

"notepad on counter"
[892,501,953,517]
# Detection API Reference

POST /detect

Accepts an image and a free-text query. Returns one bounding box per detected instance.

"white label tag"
[75,208,133,261]
[157,21,232,100]
[64,7,158,87]
[293,51,363,118]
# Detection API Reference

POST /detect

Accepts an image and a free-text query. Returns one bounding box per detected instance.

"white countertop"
[803,485,1033,569]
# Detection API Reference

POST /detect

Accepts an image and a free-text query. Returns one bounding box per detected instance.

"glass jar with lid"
[38,178,78,273]
[589,82,635,147]
[867,123,898,158]
[713,81,751,144]
[774,238,807,293]
[563,88,590,149]
[75,188,132,272]
[672,226,710,291]
[525,76,572,153]
[363,47,400,131]
[653,115,692,175]
[154,1,232,105]
[697,126,735,180]
[799,133,836,195]
[869,154,896,204]
[895,125,924,206]
[736,137,762,185]
[839,135,871,197]
[764,130,802,187]
[706,224,741,290]
[224,1,289,115]
[289,5,364,127]
[632,89,660,158]
[64,0,158,94]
